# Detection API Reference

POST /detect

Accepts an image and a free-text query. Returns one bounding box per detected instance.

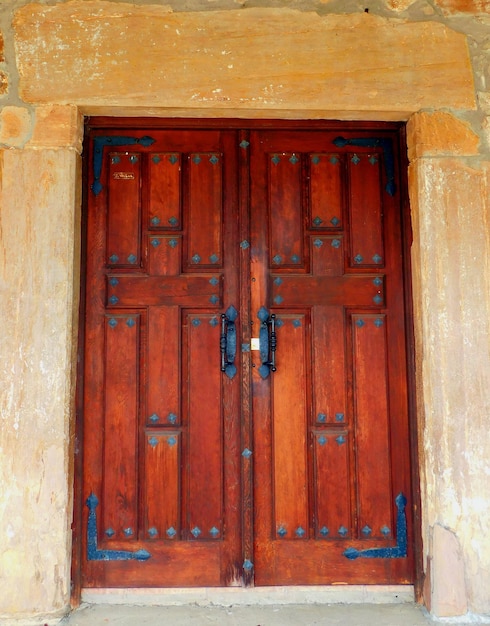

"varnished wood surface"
[79,121,415,589]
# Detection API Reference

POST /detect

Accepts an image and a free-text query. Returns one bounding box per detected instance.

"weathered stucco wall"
[1,0,490,623]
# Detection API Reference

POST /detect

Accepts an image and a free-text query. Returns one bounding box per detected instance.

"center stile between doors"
[78,120,415,589]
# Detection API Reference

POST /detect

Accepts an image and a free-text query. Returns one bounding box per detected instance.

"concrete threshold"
[81,584,415,606]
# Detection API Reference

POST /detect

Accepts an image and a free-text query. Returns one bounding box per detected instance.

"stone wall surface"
[407,128,490,614]
[1,0,490,622]
[0,146,81,621]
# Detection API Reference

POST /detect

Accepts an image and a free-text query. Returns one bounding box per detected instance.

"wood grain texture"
[81,121,413,587]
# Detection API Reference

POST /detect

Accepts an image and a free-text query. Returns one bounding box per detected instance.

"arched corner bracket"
[91,135,156,195]
[332,136,396,196]
[343,493,407,560]
[86,493,151,561]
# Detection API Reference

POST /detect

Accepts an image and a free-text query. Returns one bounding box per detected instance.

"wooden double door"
[81,121,414,588]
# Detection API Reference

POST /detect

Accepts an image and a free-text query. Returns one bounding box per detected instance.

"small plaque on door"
[251,338,260,351]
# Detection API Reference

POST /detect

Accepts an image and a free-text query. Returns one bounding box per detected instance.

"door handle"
[258,306,277,379]
[221,305,238,379]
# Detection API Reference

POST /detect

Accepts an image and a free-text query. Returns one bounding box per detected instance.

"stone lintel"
[27,104,83,152]
[13,5,476,115]
[78,106,416,122]
[407,111,480,161]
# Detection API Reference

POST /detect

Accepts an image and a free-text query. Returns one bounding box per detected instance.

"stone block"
[407,111,480,160]
[409,155,490,615]
[13,4,476,117]
[0,148,81,618]
[428,524,468,617]
[385,0,418,11]
[0,106,32,147]
[27,104,83,152]
[0,70,8,96]
[433,0,490,14]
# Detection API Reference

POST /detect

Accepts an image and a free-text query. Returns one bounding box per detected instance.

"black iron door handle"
[221,305,238,379]
[258,306,277,379]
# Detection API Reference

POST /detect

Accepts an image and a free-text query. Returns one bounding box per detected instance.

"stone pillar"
[0,105,83,622]
[407,111,490,617]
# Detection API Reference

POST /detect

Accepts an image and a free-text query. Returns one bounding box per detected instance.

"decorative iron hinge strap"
[332,136,396,196]
[86,493,151,561]
[91,135,156,195]
[343,492,407,560]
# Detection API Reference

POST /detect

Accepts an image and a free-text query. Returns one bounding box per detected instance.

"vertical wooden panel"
[348,152,384,268]
[272,314,309,538]
[144,432,181,540]
[352,313,393,540]
[107,152,141,267]
[269,152,303,268]
[102,313,140,540]
[311,235,344,276]
[146,306,180,427]
[148,153,182,229]
[313,430,351,539]
[312,306,346,426]
[187,153,223,269]
[185,312,223,539]
[309,153,343,229]
[148,235,181,276]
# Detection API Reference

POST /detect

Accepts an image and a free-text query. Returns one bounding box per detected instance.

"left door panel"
[82,129,241,587]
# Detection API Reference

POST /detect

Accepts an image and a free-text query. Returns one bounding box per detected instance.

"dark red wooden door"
[81,123,413,588]
[249,129,413,585]
[82,129,242,587]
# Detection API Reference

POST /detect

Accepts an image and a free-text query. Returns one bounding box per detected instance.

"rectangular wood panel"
[106,275,221,308]
[271,275,384,308]
[144,431,181,541]
[310,235,344,277]
[102,313,140,541]
[309,153,343,230]
[313,430,351,540]
[348,152,384,268]
[272,314,309,539]
[148,153,182,230]
[147,235,181,277]
[352,313,393,540]
[269,152,304,268]
[107,152,141,267]
[312,306,346,426]
[146,306,180,427]
[185,312,223,540]
[186,153,223,270]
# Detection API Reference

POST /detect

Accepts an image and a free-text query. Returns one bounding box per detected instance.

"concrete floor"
[60,602,435,626]
[50,588,487,626]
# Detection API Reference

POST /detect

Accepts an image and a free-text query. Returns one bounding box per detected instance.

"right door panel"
[249,129,413,585]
